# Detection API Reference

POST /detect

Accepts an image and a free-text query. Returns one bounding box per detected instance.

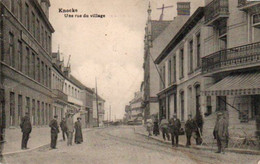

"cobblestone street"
[2,126,260,164]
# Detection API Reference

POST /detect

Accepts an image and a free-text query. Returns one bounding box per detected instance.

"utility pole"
[109,105,111,123]
[95,78,99,127]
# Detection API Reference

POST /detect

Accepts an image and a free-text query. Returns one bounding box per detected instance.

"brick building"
[0,0,54,127]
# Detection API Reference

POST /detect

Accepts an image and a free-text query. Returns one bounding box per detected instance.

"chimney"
[177,2,191,16]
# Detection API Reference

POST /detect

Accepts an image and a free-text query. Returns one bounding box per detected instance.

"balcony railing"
[238,0,260,11]
[202,42,260,74]
[53,89,68,102]
[205,0,229,26]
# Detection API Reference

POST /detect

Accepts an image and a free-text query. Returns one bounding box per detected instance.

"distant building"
[129,91,144,122]
[92,93,105,127]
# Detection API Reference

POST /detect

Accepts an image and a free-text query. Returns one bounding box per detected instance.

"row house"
[0,0,54,127]
[155,7,205,122]
[202,0,260,134]
[143,3,191,122]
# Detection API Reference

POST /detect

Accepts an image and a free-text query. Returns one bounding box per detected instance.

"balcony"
[52,89,68,102]
[205,0,229,26]
[238,0,260,12]
[202,42,260,74]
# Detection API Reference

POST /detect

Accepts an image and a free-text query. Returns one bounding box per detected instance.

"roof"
[150,15,190,61]
[204,72,260,96]
[151,20,172,41]
[155,7,204,64]
[69,75,86,89]
[94,94,105,102]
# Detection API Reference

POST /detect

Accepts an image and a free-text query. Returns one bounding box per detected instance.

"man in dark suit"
[60,118,68,141]
[185,114,194,147]
[49,115,59,149]
[169,114,181,147]
[20,112,32,150]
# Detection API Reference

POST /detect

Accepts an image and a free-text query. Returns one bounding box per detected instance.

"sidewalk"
[1,126,91,156]
[134,126,260,155]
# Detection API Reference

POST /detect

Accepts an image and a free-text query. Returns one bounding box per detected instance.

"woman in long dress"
[74,117,83,144]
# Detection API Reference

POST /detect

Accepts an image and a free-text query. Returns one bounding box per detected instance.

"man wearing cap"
[214,112,228,153]
[66,112,74,146]
[60,118,68,141]
[159,116,170,141]
[20,112,32,149]
[169,114,181,147]
[185,114,194,147]
[49,115,59,149]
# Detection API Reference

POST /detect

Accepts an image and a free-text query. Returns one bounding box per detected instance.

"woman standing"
[74,117,83,144]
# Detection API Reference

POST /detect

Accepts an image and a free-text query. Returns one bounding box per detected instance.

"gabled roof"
[150,15,190,60]
[155,7,204,64]
[151,20,172,41]
[69,75,86,89]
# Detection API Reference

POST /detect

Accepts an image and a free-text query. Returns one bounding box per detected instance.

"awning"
[204,72,260,96]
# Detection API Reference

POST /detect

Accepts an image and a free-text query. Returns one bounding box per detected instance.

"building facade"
[0,0,54,127]
[92,94,105,127]
[155,8,204,122]
[202,0,260,134]
[51,51,68,123]
[143,4,173,122]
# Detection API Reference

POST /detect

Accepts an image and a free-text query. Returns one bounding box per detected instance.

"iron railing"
[202,42,260,73]
[205,0,229,24]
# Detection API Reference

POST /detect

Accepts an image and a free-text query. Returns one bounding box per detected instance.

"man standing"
[169,114,181,147]
[20,112,32,150]
[49,115,59,149]
[214,112,228,154]
[60,118,68,141]
[185,114,194,147]
[66,112,74,146]
[160,116,170,141]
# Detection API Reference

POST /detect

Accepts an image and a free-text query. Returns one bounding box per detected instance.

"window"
[49,68,51,88]
[10,0,15,13]
[195,85,201,116]
[9,33,15,67]
[10,92,15,126]
[32,12,36,37]
[48,36,51,53]
[25,47,30,76]
[26,97,30,116]
[45,31,48,50]
[32,53,35,79]
[189,40,193,73]
[36,19,40,41]
[25,3,30,30]
[162,66,165,89]
[18,0,22,22]
[179,49,184,79]
[65,83,67,93]
[37,101,40,125]
[173,55,176,82]
[32,99,36,125]
[45,103,48,124]
[168,59,171,85]
[180,91,184,121]
[42,102,45,125]
[18,40,23,72]
[41,26,44,47]
[196,33,201,68]
[45,65,48,86]
[18,95,23,124]
[37,58,40,82]
[49,104,52,121]
[72,87,74,96]
[41,61,44,84]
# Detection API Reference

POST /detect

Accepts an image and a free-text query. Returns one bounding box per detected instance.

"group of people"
[147,111,228,154]
[19,112,84,150]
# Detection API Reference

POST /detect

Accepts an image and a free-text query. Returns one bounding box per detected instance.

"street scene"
[0,0,260,163]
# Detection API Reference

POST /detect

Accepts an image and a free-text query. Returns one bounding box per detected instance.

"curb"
[1,128,94,156]
[135,130,260,155]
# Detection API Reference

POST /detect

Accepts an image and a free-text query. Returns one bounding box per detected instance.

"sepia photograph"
[0,0,260,163]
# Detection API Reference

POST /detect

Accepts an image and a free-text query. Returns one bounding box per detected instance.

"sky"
[49,0,204,120]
